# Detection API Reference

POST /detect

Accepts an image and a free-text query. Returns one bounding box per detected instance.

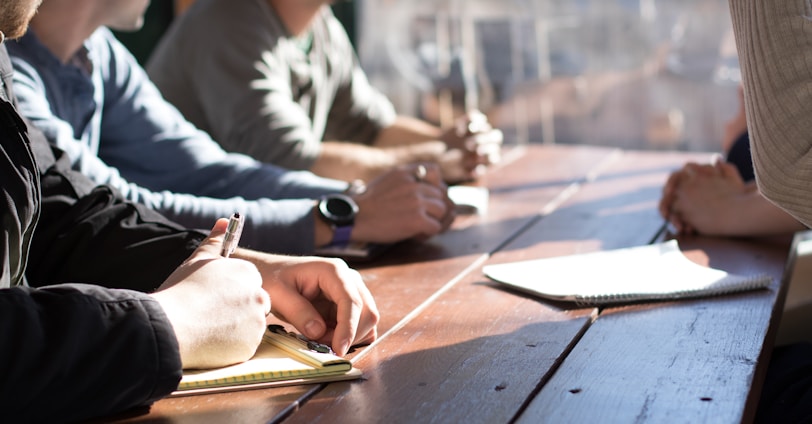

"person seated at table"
[6,0,455,257]
[658,85,805,237]
[727,0,812,422]
[146,0,503,184]
[0,4,378,422]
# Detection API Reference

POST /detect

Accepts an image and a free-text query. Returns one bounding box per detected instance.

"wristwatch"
[318,194,359,247]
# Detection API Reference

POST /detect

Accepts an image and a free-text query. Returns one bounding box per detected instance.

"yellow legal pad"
[172,325,361,396]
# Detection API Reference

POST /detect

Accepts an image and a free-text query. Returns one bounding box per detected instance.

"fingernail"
[339,339,351,356]
[304,320,321,339]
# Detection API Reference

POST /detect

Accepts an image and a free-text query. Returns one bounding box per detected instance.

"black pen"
[220,213,244,258]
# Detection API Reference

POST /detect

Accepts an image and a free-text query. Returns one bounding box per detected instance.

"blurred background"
[356,0,739,152]
[120,0,740,153]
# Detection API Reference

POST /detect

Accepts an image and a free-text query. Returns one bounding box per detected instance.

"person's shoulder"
[92,27,143,69]
[167,0,276,49]
[6,31,51,66]
[182,0,268,28]
[316,6,354,52]
[91,27,119,44]
[318,6,344,34]
[91,27,130,56]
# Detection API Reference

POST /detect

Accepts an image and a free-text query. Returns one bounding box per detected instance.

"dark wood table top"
[104,144,792,424]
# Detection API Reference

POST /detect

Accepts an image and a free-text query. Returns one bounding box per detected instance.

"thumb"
[189,218,230,260]
[271,287,329,342]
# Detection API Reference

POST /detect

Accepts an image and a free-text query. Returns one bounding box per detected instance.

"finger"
[416,185,452,222]
[465,144,500,168]
[323,268,371,355]
[414,162,444,187]
[409,196,447,240]
[658,196,670,219]
[671,214,685,234]
[416,209,445,237]
[659,187,674,218]
[270,286,329,342]
[465,129,503,151]
[682,163,699,178]
[187,218,230,261]
[351,283,379,346]
[440,198,457,231]
[660,172,681,217]
[456,110,490,137]
[461,152,486,174]
[664,169,684,191]
[331,296,361,356]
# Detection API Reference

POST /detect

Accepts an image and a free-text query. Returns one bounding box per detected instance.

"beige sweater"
[729,0,812,227]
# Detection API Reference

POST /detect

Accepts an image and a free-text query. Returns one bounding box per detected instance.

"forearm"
[312,141,445,181]
[30,151,204,291]
[729,0,812,226]
[719,190,807,236]
[373,115,444,147]
[152,195,323,256]
[311,142,397,181]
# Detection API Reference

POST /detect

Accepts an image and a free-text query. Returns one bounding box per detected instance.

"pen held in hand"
[221,213,244,258]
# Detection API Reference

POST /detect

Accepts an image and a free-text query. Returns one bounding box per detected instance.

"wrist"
[315,194,358,247]
[314,203,335,247]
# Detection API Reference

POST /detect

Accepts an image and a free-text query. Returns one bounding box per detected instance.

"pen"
[220,213,244,258]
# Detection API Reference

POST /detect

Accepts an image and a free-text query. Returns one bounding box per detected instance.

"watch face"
[320,194,358,225]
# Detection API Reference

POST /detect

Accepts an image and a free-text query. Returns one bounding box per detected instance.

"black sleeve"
[25,131,207,292]
[725,131,755,183]
[0,284,182,423]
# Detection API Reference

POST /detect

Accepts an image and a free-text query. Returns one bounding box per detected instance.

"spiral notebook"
[172,325,361,396]
[483,240,772,306]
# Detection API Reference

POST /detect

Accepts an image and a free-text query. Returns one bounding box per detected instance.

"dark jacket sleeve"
[0,284,182,423]
[25,130,207,292]
[0,44,187,422]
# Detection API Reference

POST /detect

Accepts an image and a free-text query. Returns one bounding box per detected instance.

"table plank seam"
[350,149,623,365]
[509,309,600,424]
[277,146,630,423]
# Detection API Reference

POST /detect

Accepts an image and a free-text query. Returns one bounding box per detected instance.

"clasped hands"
[351,162,456,244]
[659,158,750,235]
[439,110,503,183]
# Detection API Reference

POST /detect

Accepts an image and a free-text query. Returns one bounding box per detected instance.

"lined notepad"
[483,240,772,306]
[173,326,361,396]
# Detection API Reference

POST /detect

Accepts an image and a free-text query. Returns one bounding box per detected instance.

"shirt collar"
[15,30,93,77]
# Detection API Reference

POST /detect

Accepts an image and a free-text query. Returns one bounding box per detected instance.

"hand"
[439,111,503,183]
[659,165,689,226]
[660,161,749,235]
[350,163,456,243]
[150,219,270,369]
[659,161,715,232]
[242,254,380,356]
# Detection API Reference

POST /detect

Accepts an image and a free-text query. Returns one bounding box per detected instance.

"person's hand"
[659,161,717,232]
[659,165,691,226]
[439,111,503,183]
[150,219,270,369]
[238,254,379,356]
[350,163,456,243]
[660,161,749,235]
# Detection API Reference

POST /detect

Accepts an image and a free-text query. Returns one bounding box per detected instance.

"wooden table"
[104,144,792,424]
